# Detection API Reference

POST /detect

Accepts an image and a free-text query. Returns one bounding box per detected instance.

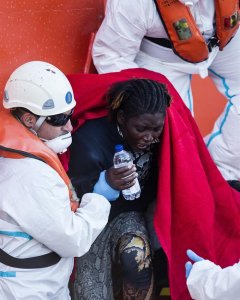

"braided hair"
[106,79,172,122]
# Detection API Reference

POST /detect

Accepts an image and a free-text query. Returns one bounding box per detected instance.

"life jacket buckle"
[207,36,220,52]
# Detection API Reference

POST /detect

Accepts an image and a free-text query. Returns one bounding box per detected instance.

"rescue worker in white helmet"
[0,61,110,300]
[92,0,240,188]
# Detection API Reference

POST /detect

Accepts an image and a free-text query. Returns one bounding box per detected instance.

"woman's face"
[118,112,165,151]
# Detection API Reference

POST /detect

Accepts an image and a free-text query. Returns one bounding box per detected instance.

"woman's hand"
[105,165,138,191]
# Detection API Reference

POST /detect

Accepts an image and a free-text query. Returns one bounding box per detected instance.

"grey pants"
[73,212,154,300]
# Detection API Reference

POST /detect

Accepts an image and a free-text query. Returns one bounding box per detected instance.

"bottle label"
[122,182,140,195]
[114,161,132,168]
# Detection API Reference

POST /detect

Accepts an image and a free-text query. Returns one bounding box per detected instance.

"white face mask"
[42,131,72,154]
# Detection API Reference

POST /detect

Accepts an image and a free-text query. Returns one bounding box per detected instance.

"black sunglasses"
[45,109,74,127]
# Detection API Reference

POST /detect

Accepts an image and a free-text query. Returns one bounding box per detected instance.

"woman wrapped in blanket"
[68,78,171,300]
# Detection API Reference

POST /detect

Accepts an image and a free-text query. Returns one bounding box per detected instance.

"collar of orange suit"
[0,109,79,212]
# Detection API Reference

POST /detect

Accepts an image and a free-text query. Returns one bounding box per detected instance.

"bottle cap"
[115,144,123,152]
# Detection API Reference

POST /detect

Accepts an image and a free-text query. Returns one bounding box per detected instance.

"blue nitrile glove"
[185,249,204,278]
[93,170,120,201]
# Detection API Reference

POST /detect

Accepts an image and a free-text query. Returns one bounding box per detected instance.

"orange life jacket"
[0,109,79,212]
[154,0,239,63]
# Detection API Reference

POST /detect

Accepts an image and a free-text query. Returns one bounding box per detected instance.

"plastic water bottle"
[113,144,141,200]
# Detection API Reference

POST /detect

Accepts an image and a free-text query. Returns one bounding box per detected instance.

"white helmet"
[3,61,76,116]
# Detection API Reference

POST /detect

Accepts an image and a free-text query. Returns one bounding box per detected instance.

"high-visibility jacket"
[155,0,239,62]
[0,109,78,211]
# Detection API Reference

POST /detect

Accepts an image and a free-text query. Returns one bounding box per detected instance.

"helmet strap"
[32,116,46,133]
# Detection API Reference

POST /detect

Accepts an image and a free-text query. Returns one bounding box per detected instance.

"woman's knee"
[118,235,152,278]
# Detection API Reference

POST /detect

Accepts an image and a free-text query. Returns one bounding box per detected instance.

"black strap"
[0,145,45,162]
[207,36,220,52]
[0,248,61,269]
[145,36,172,49]
[146,35,220,53]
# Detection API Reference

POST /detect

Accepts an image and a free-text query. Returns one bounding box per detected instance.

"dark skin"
[106,111,165,191]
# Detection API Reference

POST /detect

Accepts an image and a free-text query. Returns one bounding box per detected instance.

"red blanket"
[62,68,240,299]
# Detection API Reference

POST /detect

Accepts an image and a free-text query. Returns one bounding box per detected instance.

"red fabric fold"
[62,69,240,299]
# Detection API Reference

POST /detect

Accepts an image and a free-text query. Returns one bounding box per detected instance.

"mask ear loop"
[31,116,46,135]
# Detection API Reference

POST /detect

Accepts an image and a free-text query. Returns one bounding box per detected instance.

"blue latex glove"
[185,249,204,278]
[93,170,120,201]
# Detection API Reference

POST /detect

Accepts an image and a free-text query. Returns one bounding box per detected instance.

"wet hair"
[106,78,172,122]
